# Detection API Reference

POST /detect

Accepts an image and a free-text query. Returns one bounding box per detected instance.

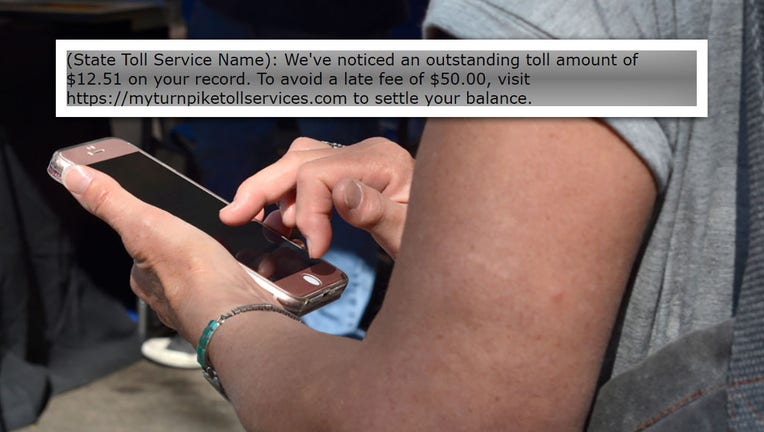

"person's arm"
[63,118,656,431]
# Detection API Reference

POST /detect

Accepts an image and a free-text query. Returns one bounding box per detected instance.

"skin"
[220,137,414,259]
[62,118,656,431]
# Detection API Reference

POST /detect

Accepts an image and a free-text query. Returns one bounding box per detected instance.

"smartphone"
[48,137,347,316]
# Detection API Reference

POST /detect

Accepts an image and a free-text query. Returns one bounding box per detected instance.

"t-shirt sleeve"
[423,0,675,191]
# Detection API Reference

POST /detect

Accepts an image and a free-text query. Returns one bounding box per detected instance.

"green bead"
[197,319,221,368]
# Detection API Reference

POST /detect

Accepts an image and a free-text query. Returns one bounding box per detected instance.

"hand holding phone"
[49,138,347,316]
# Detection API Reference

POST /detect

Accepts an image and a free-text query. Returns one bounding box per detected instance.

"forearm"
[172,117,656,431]
[203,312,362,431]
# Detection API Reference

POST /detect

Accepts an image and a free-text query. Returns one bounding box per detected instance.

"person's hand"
[62,165,271,343]
[219,137,414,259]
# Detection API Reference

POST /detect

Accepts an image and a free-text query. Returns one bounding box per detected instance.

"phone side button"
[301,274,322,286]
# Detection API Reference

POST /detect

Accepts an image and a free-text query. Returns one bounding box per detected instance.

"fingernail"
[344,180,363,209]
[62,165,93,195]
[304,237,314,258]
[221,200,239,214]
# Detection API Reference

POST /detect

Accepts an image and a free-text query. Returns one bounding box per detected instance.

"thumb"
[333,178,406,259]
[62,165,157,245]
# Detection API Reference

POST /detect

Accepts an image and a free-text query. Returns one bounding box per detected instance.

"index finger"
[219,139,336,226]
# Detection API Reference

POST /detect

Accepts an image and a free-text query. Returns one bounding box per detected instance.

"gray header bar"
[56,40,707,117]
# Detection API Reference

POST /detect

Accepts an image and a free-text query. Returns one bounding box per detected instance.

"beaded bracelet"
[197,303,303,397]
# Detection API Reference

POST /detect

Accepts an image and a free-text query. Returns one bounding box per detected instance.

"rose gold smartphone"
[48,137,347,316]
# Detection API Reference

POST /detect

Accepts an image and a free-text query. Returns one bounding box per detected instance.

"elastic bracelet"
[197,303,303,397]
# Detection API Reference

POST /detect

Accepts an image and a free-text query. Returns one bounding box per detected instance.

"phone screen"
[91,152,320,283]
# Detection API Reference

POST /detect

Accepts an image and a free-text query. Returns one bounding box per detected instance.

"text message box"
[57,39,707,117]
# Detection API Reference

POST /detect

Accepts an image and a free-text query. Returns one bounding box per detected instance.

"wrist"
[197,303,304,398]
[179,295,268,345]
[177,273,277,343]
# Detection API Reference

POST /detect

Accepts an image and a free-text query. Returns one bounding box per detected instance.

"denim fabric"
[588,320,732,431]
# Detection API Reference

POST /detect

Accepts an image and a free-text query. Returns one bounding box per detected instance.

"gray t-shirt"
[424,0,742,376]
